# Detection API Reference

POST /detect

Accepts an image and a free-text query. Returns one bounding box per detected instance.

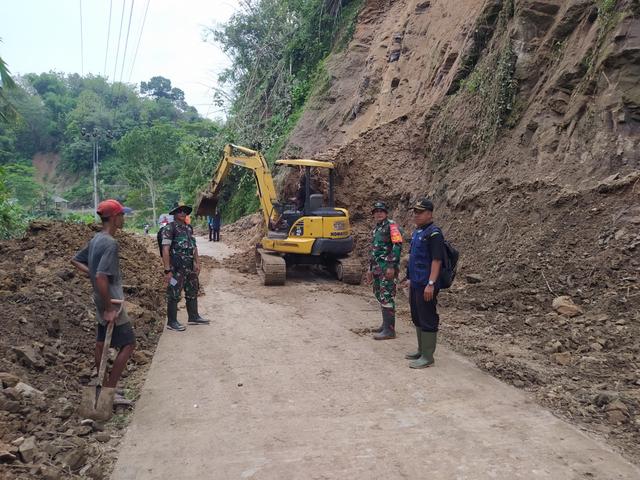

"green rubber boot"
[409,331,437,369]
[404,327,422,360]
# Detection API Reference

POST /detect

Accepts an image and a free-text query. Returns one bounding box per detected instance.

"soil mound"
[0,221,164,479]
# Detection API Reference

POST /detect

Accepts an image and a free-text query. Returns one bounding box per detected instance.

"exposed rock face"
[281,0,640,464]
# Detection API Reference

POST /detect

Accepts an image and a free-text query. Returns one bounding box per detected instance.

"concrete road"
[112,241,640,479]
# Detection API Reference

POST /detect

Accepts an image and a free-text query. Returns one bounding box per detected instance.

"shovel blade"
[79,385,116,421]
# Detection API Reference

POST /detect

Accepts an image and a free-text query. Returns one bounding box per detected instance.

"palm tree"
[0,39,17,123]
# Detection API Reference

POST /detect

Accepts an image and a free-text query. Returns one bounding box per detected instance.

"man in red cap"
[71,199,135,393]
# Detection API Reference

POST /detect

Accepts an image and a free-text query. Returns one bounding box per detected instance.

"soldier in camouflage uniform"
[366,201,403,340]
[161,203,210,331]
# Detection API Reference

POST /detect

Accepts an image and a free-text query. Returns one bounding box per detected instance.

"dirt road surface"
[111,239,640,480]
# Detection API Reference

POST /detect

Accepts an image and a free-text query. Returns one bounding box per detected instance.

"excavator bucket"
[195,192,218,217]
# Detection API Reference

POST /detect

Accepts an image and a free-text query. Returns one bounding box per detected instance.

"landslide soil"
[0,221,165,479]
[220,0,640,464]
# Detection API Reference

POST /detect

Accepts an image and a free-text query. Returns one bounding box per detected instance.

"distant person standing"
[365,201,402,340]
[161,203,210,331]
[212,210,222,242]
[403,198,445,368]
[208,215,215,241]
[70,199,136,390]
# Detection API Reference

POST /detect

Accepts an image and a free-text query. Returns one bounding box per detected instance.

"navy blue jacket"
[407,223,442,288]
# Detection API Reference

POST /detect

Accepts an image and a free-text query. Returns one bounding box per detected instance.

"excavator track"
[335,257,362,285]
[256,248,287,286]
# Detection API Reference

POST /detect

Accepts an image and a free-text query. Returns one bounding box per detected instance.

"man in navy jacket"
[403,198,445,368]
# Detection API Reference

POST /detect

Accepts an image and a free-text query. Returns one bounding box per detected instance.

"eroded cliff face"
[286,0,640,460]
[289,0,639,199]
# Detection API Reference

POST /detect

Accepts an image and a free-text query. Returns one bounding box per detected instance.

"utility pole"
[81,128,115,221]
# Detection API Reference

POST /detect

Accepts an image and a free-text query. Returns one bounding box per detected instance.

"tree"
[3,163,41,207]
[116,124,181,224]
[0,40,18,123]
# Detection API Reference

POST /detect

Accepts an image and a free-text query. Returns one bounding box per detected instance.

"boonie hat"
[371,201,388,213]
[97,199,128,217]
[169,202,193,215]
[413,198,434,212]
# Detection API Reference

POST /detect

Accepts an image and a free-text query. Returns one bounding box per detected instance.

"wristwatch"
[164,269,172,274]
[428,280,435,286]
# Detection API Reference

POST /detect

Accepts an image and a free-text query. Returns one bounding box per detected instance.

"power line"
[118,0,136,84]
[127,0,151,82]
[103,0,113,76]
[79,0,84,75]
[112,0,127,82]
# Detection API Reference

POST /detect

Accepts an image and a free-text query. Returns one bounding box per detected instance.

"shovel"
[79,299,123,421]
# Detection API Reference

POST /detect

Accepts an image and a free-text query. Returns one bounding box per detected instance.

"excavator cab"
[195,144,361,285]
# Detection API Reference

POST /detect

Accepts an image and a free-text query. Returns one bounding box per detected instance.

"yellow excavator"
[195,144,361,285]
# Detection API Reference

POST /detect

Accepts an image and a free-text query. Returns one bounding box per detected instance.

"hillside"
[280,0,640,461]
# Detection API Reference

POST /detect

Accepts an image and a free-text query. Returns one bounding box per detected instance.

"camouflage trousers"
[372,273,397,314]
[167,267,199,302]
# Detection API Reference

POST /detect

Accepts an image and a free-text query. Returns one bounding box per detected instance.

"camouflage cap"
[371,201,388,213]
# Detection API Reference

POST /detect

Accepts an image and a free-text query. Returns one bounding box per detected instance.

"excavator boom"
[195,144,278,228]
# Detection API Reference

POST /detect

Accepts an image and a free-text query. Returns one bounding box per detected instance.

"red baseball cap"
[97,199,127,217]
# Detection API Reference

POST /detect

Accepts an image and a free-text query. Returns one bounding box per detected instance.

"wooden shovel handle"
[96,299,121,387]
[96,321,114,388]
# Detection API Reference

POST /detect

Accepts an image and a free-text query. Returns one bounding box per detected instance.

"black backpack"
[424,225,459,289]
[157,223,175,256]
[157,225,166,256]
[440,239,459,289]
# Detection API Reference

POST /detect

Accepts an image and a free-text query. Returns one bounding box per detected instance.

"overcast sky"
[0,0,240,119]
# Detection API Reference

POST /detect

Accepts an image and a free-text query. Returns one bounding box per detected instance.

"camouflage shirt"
[161,222,196,266]
[369,218,402,271]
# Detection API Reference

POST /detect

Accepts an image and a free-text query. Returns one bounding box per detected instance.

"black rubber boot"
[166,300,185,331]
[373,308,396,340]
[186,298,210,325]
[405,327,422,360]
[409,331,437,368]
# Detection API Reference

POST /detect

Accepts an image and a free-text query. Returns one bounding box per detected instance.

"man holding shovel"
[71,199,135,401]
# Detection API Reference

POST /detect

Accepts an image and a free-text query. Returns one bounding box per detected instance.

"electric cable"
[103,0,114,76]
[118,0,136,84]
[112,0,127,83]
[127,0,151,82]
[79,0,84,75]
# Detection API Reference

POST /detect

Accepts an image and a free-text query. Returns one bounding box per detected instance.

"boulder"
[465,274,483,284]
[133,350,152,365]
[14,382,44,398]
[551,352,572,366]
[0,372,20,388]
[18,436,37,463]
[552,296,583,317]
[593,390,619,407]
[11,346,46,371]
[94,432,111,443]
[0,450,16,463]
[62,447,87,471]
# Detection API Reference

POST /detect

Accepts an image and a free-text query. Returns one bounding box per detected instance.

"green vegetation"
[0,71,219,229]
[0,0,365,235]
[202,0,363,221]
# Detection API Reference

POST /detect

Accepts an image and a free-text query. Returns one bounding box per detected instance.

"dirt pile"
[219,213,262,273]
[279,0,640,463]
[0,221,164,479]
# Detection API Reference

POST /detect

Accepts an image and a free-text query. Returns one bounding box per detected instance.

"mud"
[0,221,165,479]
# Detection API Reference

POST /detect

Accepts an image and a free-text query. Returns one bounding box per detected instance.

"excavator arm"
[195,144,279,229]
